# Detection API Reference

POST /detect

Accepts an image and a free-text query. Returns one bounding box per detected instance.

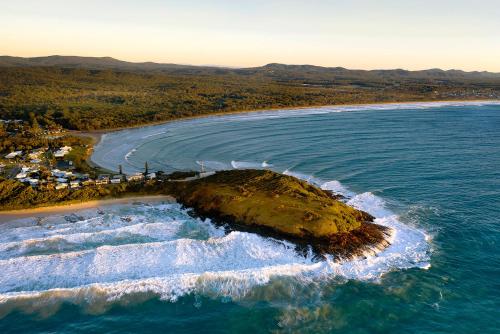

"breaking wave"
[124,148,137,162]
[231,160,273,169]
[193,101,500,122]
[196,160,273,171]
[0,177,430,316]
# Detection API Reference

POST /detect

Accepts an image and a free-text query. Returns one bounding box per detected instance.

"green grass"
[172,169,374,237]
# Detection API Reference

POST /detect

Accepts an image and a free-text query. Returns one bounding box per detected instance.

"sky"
[1,0,499,71]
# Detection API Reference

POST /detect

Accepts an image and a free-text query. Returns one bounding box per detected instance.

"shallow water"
[1,102,499,333]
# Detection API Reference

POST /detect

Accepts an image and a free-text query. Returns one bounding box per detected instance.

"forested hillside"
[1,56,499,130]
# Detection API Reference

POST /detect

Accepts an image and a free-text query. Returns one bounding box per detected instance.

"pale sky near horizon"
[1,0,499,71]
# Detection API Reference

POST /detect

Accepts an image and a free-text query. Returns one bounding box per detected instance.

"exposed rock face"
[170,169,391,259]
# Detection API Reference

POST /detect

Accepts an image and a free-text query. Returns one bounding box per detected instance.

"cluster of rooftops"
[4,146,71,161]
[13,166,156,190]
[2,144,157,190]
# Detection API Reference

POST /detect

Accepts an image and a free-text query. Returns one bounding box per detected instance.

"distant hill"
[249,63,500,83]
[0,55,197,71]
[1,55,499,81]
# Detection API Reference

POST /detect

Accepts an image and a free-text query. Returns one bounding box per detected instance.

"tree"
[144,161,149,176]
[30,117,41,135]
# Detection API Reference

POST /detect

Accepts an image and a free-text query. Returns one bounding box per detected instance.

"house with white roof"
[51,169,72,178]
[5,151,22,159]
[69,180,80,188]
[126,173,144,182]
[27,178,39,186]
[96,174,110,185]
[110,177,122,184]
[55,183,68,190]
[15,172,28,179]
[54,146,72,158]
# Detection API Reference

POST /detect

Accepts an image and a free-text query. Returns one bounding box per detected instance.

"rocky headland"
[169,169,392,259]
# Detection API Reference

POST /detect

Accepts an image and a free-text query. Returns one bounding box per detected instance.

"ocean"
[1,102,499,333]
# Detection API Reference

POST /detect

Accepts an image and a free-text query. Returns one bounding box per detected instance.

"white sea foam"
[141,131,167,139]
[124,148,137,162]
[0,222,185,260]
[0,178,431,314]
[321,180,355,198]
[231,160,273,169]
[207,101,500,122]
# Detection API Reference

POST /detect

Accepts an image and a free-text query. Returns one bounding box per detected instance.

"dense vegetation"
[1,56,499,130]
[0,121,90,153]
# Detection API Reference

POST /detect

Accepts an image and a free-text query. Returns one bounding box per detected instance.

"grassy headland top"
[171,169,391,257]
[1,55,499,130]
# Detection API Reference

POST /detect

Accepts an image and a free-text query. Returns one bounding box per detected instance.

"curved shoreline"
[82,99,500,149]
[88,99,500,173]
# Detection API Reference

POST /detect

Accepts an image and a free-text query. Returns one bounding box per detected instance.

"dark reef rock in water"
[168,169,392,259]
[64,214,84,223]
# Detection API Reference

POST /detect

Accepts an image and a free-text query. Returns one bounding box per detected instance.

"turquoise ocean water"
[1,102,499,333]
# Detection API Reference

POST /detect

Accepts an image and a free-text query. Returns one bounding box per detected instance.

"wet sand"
[0,195,175,223]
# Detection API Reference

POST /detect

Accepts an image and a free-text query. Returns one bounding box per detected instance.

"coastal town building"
[127,173,145,182]
[5,151,22,159]
[52,169,72,178]
[26,178,39,186]
[82,179,96,186]
[54,146,72,158]
[15,171,28,179]
[110,175,123,184]
[55,183,68,190]
[96,174,110,185]
[69,180,81,189]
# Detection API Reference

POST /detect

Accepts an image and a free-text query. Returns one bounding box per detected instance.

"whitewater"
[0,174,430,314]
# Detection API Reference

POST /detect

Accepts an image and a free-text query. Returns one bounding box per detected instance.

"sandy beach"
[0,195,175,223]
